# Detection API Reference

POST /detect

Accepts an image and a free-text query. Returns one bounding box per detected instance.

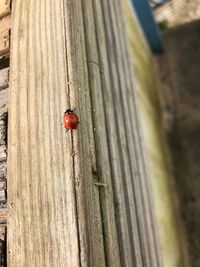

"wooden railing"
[8,0,162,266]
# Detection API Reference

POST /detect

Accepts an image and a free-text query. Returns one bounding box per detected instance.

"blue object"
[151,0,165,4]
[150,0,166,9]
[131,0,163,53]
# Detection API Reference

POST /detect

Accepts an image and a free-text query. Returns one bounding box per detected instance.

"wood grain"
[63,0,106,265]
[8,0,80,266]
[81,0,121,266]
[112,1,162,265]
[8,0,162,266]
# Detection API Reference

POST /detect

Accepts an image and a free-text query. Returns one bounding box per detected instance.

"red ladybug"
[63,109,79,130]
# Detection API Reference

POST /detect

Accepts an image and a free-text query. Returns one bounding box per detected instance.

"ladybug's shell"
[63,112,79,130]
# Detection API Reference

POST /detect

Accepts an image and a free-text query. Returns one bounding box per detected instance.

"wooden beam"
[8,0,80,266]
[8,0,105,266]
[8,0,162,266]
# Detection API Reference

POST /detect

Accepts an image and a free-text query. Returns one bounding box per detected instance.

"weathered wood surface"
[0,15,10,57]
[8,0,162,266]
[8,0,80,266]
[0,0,10,19]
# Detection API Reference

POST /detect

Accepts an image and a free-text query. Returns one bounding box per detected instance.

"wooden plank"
[0,0,10,19]
[111,0,162,265]
[9,0,107,265]
[95,0,149,265]
[104,0,151,263]
[81,1,121,266]
[91,0,141,266]
[8,0,80,266]
[63,0,106,266]
[0,15,10,56]
[8,0,163,266]
[85,0,162,266]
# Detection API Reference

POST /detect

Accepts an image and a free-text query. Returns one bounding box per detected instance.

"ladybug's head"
[65,109,73,114]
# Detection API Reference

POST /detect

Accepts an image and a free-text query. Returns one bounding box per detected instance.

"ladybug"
[63,109,79,130]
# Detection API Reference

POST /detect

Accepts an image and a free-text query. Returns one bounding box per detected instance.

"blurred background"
[135,0,200,266]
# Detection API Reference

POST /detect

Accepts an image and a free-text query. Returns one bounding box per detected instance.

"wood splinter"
[94,181,108,187]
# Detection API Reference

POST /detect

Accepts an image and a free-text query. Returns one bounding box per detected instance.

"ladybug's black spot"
[65,109,73,114]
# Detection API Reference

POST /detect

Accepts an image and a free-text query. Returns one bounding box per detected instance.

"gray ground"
[157,19,200,267]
